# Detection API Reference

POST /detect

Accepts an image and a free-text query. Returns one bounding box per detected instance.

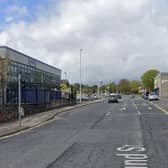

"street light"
[18,74,22,127]
[80,49,82,103]
[100,80,103,98]
[97,80,103,99]
[97,81,100,99]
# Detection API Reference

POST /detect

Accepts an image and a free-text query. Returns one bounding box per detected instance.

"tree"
[61,79,70,87]
[108,82,117,93]
[90,85,98,93]
[130,80,142,93]
[73,83,81,92]
[118,79,130,93]
[141,69,159,91]
[61,79,70,92]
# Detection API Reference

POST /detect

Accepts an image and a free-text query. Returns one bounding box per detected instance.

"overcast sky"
[0,0,168,84]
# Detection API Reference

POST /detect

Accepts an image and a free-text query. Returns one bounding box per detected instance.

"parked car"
[148,92,159,101]
[89,94,98,100]
[143,92,149,99]
[108,93,118,103]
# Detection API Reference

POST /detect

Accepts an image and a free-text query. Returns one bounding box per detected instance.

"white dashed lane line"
[119,107,127,111]
[137,110,141,115]
[148,107,152,110]
[134,103,141,115]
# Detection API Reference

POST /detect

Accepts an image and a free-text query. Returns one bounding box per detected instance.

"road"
[0,96,168,168]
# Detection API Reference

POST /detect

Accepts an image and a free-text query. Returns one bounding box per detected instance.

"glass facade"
[7,60,60,87]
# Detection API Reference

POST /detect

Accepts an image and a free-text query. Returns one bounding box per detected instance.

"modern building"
[154,72,168,98]
[0,46,62,119]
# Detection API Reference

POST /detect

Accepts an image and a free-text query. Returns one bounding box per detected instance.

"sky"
[0,0,168,84]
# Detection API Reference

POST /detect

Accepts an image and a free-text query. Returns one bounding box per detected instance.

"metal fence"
[1,98,76,121]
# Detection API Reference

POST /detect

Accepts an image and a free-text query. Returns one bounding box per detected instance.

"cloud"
[0,31,8,45]
[0,0,168,84]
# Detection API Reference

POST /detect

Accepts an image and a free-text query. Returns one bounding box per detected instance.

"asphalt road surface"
[0,96,168,168]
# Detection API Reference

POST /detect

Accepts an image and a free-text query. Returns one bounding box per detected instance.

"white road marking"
[134,103,141,115]
[117,145,146,152]
[148,107,152,110]
[137,111,141,115]
[120,107,127,111]
[150,102,168,115]
[125,159,148,166]
[116,145,148,168]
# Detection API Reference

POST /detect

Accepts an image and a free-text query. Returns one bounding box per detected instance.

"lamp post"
[97,80,103,99]
[107,85,110,96]
[80,49,82,103]
[97,81,100,99]
[18,74,22,127]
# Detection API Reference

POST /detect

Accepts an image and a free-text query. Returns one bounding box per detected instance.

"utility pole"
[100,80,103,98]
[97,81,100,99]
[18,74,22,127]
[69,72,72,102]
[80,49,82,103]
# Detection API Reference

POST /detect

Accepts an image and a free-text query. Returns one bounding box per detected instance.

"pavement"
[0,99,105,138]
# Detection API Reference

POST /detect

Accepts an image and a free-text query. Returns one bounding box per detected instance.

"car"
[130,94,135,98]
[143,92,149,99]
[148,92,159,101]
[116,93,122,99]
[108,93,118,103]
